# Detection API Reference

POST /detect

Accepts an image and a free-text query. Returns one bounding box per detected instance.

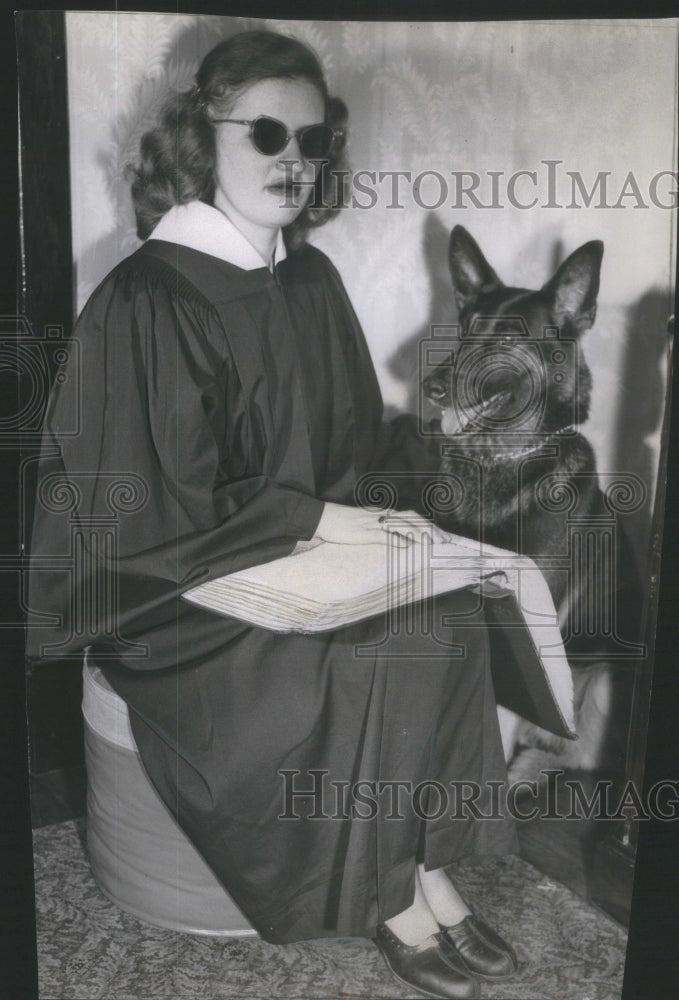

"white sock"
[416,865,472,927]
[384,872,440,946]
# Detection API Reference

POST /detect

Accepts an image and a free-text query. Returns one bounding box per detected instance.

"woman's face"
[211,77,325,256]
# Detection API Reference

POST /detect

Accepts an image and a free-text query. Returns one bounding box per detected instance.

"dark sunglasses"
[210,114,342,160]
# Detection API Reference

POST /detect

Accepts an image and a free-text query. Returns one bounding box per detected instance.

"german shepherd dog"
[423,226,643,783]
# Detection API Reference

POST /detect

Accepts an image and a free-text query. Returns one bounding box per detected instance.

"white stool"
[82,660,257,936]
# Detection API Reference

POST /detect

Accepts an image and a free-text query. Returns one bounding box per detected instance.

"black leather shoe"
[374,922,480,999]
[438,915,518,981]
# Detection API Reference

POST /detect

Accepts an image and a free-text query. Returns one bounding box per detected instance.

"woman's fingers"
[314,502,447,546]
[376,509,449,545]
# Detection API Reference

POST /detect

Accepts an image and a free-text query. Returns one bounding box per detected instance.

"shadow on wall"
[383,213,458,424]
[611,288,672,568]
[384,213,671,573]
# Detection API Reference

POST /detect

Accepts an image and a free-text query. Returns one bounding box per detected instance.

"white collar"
[150,201,287,272]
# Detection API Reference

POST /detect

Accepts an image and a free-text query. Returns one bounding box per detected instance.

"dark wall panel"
[16,12,84,788]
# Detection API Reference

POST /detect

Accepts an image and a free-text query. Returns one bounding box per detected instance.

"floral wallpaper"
[65,14,677,557]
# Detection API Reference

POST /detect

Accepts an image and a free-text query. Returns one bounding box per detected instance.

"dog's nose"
[423,373,449,402]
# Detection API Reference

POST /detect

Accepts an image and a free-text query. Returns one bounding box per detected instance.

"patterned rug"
[33,819,627,1000]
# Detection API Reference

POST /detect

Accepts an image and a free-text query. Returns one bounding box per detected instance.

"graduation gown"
[27,204,518,943]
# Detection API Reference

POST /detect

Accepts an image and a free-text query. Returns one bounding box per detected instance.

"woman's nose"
[287,134,304,159]
[274,134,299,164]
[278,136,314,174]
[277,158,315,187]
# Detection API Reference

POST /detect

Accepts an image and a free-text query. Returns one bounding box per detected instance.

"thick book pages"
[183,535,576,738]
[183,535,496,632]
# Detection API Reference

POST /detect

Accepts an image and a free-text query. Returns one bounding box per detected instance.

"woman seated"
[28,30,537,999]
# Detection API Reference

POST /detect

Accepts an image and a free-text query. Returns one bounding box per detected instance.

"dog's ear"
[448,226,502,314]
[543,241,604,334]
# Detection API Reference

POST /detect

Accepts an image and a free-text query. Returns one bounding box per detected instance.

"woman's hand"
[313,501,451,547]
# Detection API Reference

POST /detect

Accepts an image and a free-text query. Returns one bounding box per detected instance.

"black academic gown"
[27,239,518,943]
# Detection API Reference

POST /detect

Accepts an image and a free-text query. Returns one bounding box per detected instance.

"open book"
[182,534,512,633]
[182,534,576,739]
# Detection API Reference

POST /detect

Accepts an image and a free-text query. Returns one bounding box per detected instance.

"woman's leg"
[383,863,471,943]
[417,864,472,925]
[376,862,481,999]
[384,868,440,944]
[385,592,518,981]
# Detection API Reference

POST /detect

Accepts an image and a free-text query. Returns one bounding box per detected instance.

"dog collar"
[452,424,577,462]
